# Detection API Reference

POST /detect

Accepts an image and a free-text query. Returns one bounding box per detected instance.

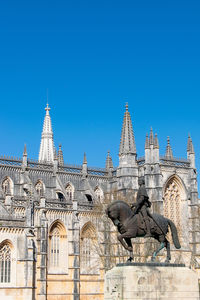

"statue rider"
[131,176,152,238]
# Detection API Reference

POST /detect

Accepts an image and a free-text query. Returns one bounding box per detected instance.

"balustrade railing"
[160,156,190,167]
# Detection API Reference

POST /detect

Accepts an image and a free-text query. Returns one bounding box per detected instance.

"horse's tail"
[168,219,181,249]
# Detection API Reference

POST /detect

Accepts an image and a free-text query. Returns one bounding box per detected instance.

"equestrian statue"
[106,176,181,262]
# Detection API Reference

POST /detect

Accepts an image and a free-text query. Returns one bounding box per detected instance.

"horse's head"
[106,204,119,221]
[106,203,122,228]
[106,200,133,223]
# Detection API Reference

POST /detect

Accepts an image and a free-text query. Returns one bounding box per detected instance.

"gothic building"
[0,103,199,300]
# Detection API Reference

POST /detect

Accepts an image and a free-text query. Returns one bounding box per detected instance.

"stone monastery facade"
[0,103,200,300]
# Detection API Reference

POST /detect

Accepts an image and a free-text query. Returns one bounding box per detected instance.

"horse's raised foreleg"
[117,232,133,252]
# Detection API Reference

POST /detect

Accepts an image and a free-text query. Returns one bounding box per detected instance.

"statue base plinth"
[104,262,199,300]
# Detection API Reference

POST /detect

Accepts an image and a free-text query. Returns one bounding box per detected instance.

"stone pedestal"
[104,262,199,300]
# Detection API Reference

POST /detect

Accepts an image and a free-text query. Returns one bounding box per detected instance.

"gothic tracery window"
[81,237,92,273]
[0,244,11,283]
[50,228,60,267]
[35,181,44,197]
[163,179,182,236]
[65,184,74,201]
[80,224,100,274]
[2,178,12,195]
[49,222,67,272]
[94,187,103,202]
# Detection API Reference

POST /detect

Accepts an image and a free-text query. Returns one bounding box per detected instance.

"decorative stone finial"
[165,136,173,159]
[58,144,64,165]
[190,141,195,154]
[83,152,87,164]
[154,133,159,149]
[149,127,154,145]
[187,134,195,154]
[187,134,191,152]
[23,144,27,156]
[106,150,113,170]
[145,134,150,149]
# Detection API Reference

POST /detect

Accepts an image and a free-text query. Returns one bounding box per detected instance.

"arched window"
[2,177,13,196]
[94,187,103,202]
[65,184,74,201]
[49,221,67,272]
[50,227,60,267]
[163,177,184,240]
[80,223,100,274]
[35,181,45,197]
[0,244,11,283]
[81,238,92,272]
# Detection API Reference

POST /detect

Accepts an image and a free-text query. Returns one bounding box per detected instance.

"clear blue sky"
[0,1,200,173]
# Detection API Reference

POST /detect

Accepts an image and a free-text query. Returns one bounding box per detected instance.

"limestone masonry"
[104,263,200,299]
[0,103,199,299]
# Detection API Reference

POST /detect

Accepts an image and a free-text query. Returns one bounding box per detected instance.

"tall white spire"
[119,103,136,155]
[117,103,138,190]
[39,104,54,163]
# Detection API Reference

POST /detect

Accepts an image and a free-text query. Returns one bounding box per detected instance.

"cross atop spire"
[45,103,50,112]
[39,104,54,163]
[119,103,136,155]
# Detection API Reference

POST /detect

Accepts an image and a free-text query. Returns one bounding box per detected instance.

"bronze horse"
[106,200,181,262]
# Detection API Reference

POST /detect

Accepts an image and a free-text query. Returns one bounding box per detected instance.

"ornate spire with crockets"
[83,152,87,164]
[106,151,113,171]
[23,144,27,156]
[58,144,64,166]
[187,134,195,168]
[187,134,195,154]
[82,152,88,177]
[165,136,173,159]
[145,134,150,149]
[22,143,28,170]
[190,138,195,154]
[119,103,136,155]
[39,104,54,163]
[154,133,159,149]
[149,127,154,145]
